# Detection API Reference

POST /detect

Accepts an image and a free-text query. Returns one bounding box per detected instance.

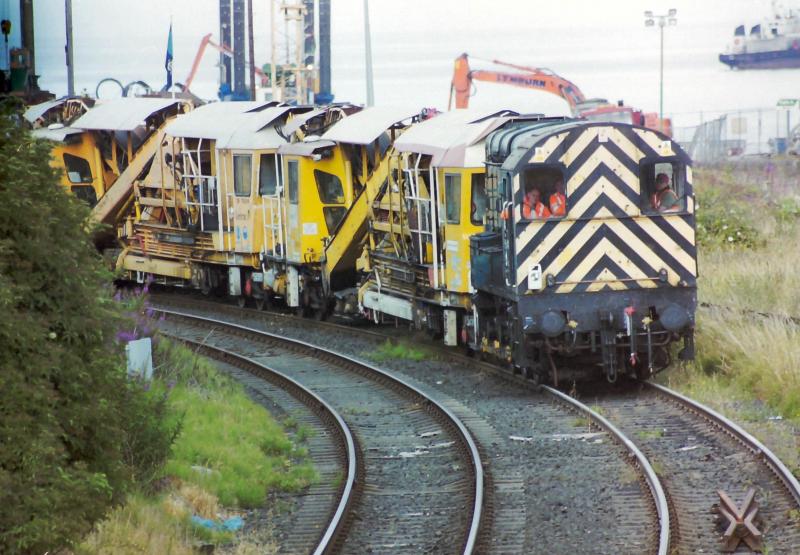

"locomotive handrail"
[543,385,671,555]
[647,382,800,507]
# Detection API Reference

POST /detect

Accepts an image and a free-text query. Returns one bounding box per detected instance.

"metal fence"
[673,106,799,163]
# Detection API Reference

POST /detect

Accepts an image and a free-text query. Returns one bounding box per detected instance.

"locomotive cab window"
[641,161,685,213]
[520,166,566,220]
[233,154,252,197]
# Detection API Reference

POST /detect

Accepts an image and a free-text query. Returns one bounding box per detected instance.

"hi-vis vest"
[651,187,677,211]
[523,201,551,219]
[549,192,566,216]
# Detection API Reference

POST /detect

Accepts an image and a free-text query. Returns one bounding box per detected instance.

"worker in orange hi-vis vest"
[549,179,566,217]
[522,188,551,219]
[651,173,680,212]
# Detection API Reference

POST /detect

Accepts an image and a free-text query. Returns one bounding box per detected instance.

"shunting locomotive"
[470,117,697,383]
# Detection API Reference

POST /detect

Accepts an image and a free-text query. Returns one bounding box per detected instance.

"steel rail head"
[542,385,671,555]
[156,307,485,555]
[646,382,800,508]
[162,333,358,555]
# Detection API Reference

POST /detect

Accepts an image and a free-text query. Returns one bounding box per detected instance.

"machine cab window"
[63,153,93,184]
[287,160,299,204]
[444,173,461,224]
[520,166,566,220]
[641,161,685,213]
[471,173,487,225]
[233,154,252,197]
[259,154,279,196]
[314,170,346,233]
[314,170,345,204]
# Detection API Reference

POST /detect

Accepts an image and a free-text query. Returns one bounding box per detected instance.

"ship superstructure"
[720,1,800,69]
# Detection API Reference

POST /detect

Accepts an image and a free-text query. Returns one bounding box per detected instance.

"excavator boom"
[449,53,585,112]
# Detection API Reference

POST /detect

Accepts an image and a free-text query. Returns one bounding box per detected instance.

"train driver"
[650,173,680,212]
[523,187,551,219]
[549,179,566,217]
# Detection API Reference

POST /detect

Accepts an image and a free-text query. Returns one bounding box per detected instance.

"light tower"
[645,9,677,132]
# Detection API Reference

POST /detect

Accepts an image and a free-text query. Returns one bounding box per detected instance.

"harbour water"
[20,0,800,129]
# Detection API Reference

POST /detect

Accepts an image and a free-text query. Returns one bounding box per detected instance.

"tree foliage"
[0,101,175,554]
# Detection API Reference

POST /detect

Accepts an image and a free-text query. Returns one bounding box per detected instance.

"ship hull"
[720,48,800,69]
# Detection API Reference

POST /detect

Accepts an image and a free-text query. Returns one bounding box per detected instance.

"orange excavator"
[449,53,671,136]
[449,53,586,112]
[183,33,269,92]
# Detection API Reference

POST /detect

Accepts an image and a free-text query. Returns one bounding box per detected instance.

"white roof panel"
[168,104,292,149]
[165,102,266,139]
[24,98,67,123]
[394,108,518,167]
[217,107,293,149]
[278,140,336,156]
[282,108,326,136]
[32,126,84,142]
[321,106,419,145]
[72,97,184,131]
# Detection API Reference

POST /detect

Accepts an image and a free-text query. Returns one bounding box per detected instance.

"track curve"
[157,307,485,554]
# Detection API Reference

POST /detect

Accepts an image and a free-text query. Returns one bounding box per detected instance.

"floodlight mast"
[644,9,677,132]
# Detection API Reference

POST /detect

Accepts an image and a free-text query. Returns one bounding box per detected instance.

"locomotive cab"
[472,118,697,384]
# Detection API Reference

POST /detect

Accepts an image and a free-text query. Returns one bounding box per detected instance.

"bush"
[0,101,178,554]
[695,186,760,248]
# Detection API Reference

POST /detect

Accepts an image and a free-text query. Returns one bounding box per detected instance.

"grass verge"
[662,160,800,476]
[78,337,317,553]
[366,338,432,362]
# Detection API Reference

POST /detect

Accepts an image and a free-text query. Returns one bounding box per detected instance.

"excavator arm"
[184,33,268,92]
[449,53,586,112]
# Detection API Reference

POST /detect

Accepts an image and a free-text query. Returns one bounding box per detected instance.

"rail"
[543,385,671,555]
[646,382,800,507]
[162,333,358,554]
[156,307,485,554]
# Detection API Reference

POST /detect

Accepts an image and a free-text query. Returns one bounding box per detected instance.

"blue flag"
[165,23,174,89]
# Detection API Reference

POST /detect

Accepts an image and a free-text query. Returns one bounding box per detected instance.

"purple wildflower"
[116,330,137,343]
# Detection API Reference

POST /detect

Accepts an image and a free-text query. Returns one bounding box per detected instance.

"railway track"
[152,293,669,553]
[152,293,800,552]
[156,307,484,554]
[163,337,358,554]
[584,382,800,553]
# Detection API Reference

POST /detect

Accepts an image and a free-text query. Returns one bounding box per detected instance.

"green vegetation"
[636,429,664,440]
[366,338,432,362]
[662,159,800,473]
[163,377,316,507]
[80,338,317,553]
[0,102,177,554]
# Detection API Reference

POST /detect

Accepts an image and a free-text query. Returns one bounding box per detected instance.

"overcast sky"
[3,0,798,123]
